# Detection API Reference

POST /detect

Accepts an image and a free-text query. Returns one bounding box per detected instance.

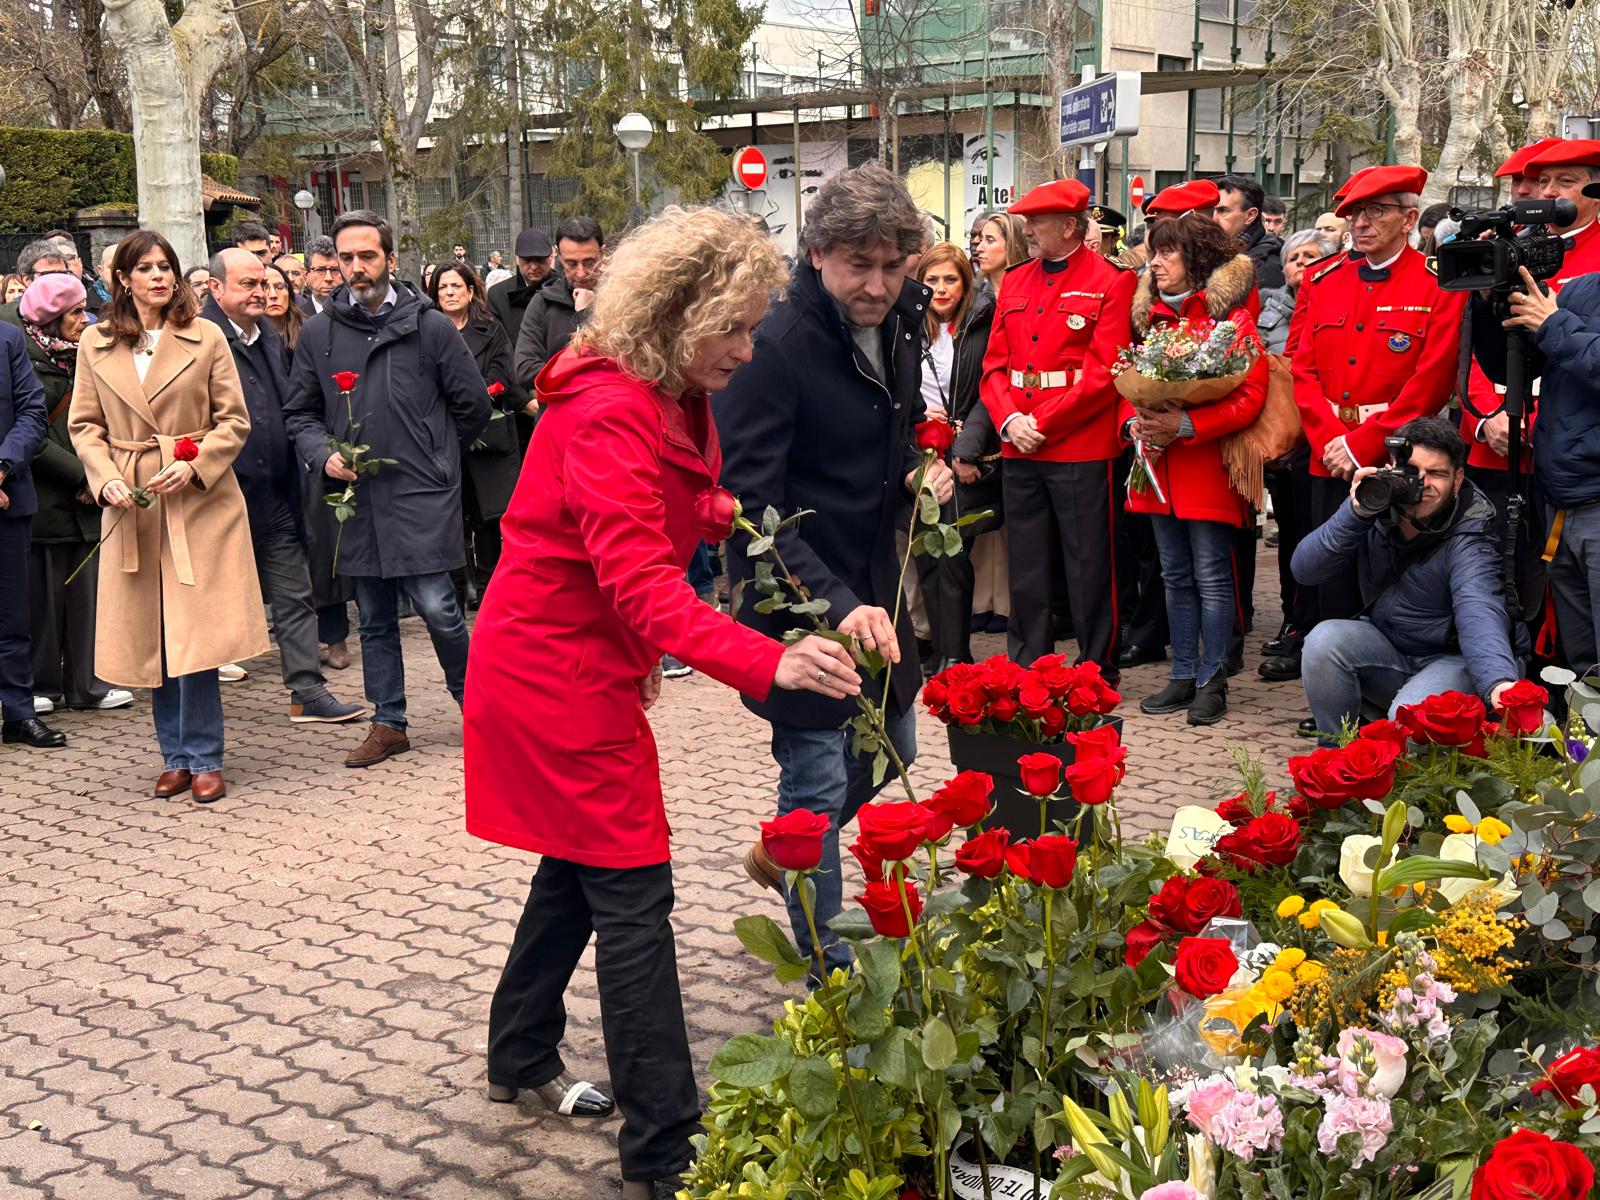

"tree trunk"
[505,0,524,235]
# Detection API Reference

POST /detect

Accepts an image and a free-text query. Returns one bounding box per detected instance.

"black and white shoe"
[487,1072,615,1117]
[660,655,693,679]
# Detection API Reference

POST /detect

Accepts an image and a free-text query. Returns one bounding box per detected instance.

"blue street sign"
[1059,72,1142,148]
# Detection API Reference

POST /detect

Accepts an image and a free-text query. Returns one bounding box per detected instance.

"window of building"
[1157,54,1188,73]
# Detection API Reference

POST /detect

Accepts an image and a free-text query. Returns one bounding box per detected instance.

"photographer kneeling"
[1291,417,1520,744]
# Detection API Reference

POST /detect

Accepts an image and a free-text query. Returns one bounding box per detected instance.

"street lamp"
[614,111,653,217]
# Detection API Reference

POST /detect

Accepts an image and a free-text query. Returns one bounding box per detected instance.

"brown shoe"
[345,722,410,768]
[191,771,227,803]
[742,841,782,893]
[153,769,192,798]
[326,641,352,671]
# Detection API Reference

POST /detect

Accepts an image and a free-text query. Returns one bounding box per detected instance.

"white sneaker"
[32,696,54,714]
[91,689,134,710]
[217,663,248,683]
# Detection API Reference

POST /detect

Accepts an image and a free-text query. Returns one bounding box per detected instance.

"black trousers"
[1004,458,1120,675]
[28,540,108,706]
[487,857,698,1181]
[1468,464,1547,648]
[1308,475,1363,623]
[1265,448,1317,633]
[0,517,34,721]
[1121,511,1169,650]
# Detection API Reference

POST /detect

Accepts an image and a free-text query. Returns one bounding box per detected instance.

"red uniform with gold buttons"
[979,179,1135,675]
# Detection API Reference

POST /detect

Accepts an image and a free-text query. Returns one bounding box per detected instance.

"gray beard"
[350,272,390,306]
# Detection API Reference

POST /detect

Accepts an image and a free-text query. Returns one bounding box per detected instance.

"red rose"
[1124,920,1166,967]
[1213,813,1302,872]
[856,801,934,862]
[1470,1129,1594,1200]
[1359,718,1410,752]
[1290,738,1402,809]
[927,771,994,828]
[914,418,955,455]
[980,655,1027,698]
[858,877,924,938]
[946,682,988,725]
[1039,707,1068,737]
[1065,723,1122,763]
[954,827,1010,878]
[1065,673,1122,717]
[1532,1047,1600,1109]
[487,380,506,397]
[922,678,949,715]
[1062,745,1126,805]
[694,486,740,541]
[1463,721,1501,759]
[988,696,1020,723]
[1214,792,1255,826]
[332,370,360,392]
[1172,936,1239,999]
[759,810,830,871]
[848,836,884,883]
[1017,752,1062,798]
[1032,657,1074,698]
[1496,680,1550,737]
[1148,875,1242,935]
[1395,691,1486,747]
[1004,835,1078,888]
[1018,683,1054,718]
[172,436,199,462]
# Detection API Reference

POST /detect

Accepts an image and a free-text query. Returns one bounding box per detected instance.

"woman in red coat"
[462,206,859,1200]
[1122,216,1267,727]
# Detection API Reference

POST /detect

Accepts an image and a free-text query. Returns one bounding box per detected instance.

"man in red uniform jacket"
[1287,164,1466,636]
[980,179,1136,677]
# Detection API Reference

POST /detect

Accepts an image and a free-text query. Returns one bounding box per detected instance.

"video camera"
[1353,437,1424,518]
[1435,198,1577,292]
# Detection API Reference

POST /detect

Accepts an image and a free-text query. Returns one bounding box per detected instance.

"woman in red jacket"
[462,206,858,1200]
[1123,216,1267,726]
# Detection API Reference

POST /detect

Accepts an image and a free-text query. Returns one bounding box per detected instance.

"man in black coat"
[716,163,953,974]
[1215,173,1285,290]
[202,249,367,729]
[283,211,491,769]
[513,216,604,389]
[486,226,554,337]
[0,318,60,747]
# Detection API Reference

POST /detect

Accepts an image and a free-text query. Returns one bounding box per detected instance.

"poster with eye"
[962,128,1015,235]
[726,140,848,257]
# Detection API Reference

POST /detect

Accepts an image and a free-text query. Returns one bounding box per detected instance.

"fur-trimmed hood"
[1131,252,1256,334]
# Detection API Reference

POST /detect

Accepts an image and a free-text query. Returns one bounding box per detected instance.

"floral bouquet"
[922,654,1121,742]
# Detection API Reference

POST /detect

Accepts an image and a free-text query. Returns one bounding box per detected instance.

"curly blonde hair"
[570,206,789,395]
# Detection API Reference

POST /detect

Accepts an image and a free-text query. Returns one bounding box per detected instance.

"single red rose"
[332,370,360,392]
[856,801,934,862]
[1213,814,1302,873]
[1062,745,1126,805]
[1065,723,1122,763]
[1017,752,1062,798]
[922,678,949,714]
[1497,679,1550,736]
[1359,718,1410,753]
[1285,794,1312,821]
[486,380,506,397]
[857,877,924,938]
[848,836,885,883]
[1123,919,1166,967]
[946,682,988,725]
[1065,674,1122,716]
[1004,835,1078,888]
[954,827,1010,878]
[1470,1129,1594,1200]
[1018,683,1054,718]
[1395,690,1486,747]
[1039,706,1068,737]
[694,486,740,541]
[915,417,955,455]
[1462,721,1499,759]
[1172,936,1239,999]
[1148,875,1242,935]
[759,810,830,871]
[172,436,199,462]
[1532,1046,1600,1109]
[1032,658,1075,699]
[988,696,1020,723]
[1214,793,1254,827]
[927,771,994,827]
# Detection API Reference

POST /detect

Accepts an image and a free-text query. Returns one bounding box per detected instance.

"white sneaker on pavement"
[217,663,248,683]
[85,689,134,710]
[32,696,54,714]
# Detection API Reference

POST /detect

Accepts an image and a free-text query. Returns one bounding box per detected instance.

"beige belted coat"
[68,319,270,688]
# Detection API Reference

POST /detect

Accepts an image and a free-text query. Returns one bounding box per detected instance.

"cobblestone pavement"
[1,554,1306,1199]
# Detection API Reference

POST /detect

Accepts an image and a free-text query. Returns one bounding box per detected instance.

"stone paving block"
[27,1162,152,1200]
[138,1152,256,1200]
[68,1121,180,1173]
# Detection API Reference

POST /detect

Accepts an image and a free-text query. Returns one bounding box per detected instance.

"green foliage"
[200,153,241,186]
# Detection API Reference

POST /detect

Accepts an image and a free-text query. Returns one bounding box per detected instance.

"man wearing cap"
[1286,165,1466,705]
[1527,140,1600,285]
[980,178,1135,677]
[488,227,555,338]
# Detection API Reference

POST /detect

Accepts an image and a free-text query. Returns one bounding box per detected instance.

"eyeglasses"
[309,265,342,277]
[1348,202,1410,223]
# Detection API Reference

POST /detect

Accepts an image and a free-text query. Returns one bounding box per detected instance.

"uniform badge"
[1388,333,1411,352]
[1066,313,1087,331]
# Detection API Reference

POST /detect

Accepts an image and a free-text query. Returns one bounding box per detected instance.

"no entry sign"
[731,146,768,191]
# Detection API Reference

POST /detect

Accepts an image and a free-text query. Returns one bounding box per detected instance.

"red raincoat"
[463,350,786,868]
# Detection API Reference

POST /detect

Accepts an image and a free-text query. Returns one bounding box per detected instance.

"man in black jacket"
[283,212,492,769]
[513,216,603,389]
[486,226,554,337]
[1215,173,1285,290]
[716,164,953,974]
[203,250,367,728]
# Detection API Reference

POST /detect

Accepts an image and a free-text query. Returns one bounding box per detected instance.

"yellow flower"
[1260,969,1296,1002]
[1300,899,1338,930]
[1277,895,1307,918]
[1476,817,1512,845]
[1295,961,1326,983]
[1274,947,1307,971]
[1444,814,1474,834]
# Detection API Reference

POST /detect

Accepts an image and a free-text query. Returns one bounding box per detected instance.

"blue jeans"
[1150,514,1238,685]
[770,703,918,975]
[1302,618,1475,745]
[151,668,223,773]
[353,572,470,730]
[687,543,715,598]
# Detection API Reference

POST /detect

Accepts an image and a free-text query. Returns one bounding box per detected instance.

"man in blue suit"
[0,318,64,747]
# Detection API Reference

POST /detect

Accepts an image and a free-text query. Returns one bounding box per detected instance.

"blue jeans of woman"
[151,667,223,773]
[1150,514,1237,686]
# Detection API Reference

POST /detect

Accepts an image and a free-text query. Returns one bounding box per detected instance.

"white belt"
[1011,369,1080,389]
[1332,401,1389,424]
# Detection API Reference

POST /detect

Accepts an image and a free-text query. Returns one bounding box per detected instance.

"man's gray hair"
[1281,229,1338,262]
[800,163,926,256]
[307,235,336,260]
[16,238,67,276]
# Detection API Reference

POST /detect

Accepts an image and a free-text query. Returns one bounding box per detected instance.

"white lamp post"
[614,111,654,217]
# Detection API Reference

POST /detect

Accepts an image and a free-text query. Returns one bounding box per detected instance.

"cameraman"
[1291,418,1520,744]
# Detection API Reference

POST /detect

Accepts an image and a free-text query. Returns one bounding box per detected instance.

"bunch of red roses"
[1016,724,1128,809]
[922,653,1121,740]
[1123,873,1242,968]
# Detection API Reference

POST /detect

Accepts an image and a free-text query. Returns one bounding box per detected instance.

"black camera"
[1353,437,1425,518]
[1434,198,1577,292]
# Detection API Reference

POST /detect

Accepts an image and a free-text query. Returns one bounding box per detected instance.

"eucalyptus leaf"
[1454,790,1481,825]
[1542,665,1578,687]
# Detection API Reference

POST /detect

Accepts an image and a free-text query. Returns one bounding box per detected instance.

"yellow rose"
[1260,969,1296,1002]
[1475,817,1512,845]
[1444,814,1474,834]
[1277,895,1307,918]
[1274,947,1307,971]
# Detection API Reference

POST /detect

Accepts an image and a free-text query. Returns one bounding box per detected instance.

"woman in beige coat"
[69,231,269,802]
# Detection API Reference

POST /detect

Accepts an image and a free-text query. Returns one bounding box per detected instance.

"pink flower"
[1181,1075,1238,1139]
[1336,1027,1409,1098]
[1316,1092,1393,1165]
[1211,1091,1285,1162]
[1140,1186,1203,1200]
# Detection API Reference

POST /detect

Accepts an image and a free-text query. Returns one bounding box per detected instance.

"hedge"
[0,127,239,233]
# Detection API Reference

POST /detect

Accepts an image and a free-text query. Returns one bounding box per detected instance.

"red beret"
[1009,179,1090,216]
[1497,138,1566,179]
[1333,166,1375,201]
[1528,139,1600,171]
[1334,165,1429,217]
[1146,179,1221,216]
